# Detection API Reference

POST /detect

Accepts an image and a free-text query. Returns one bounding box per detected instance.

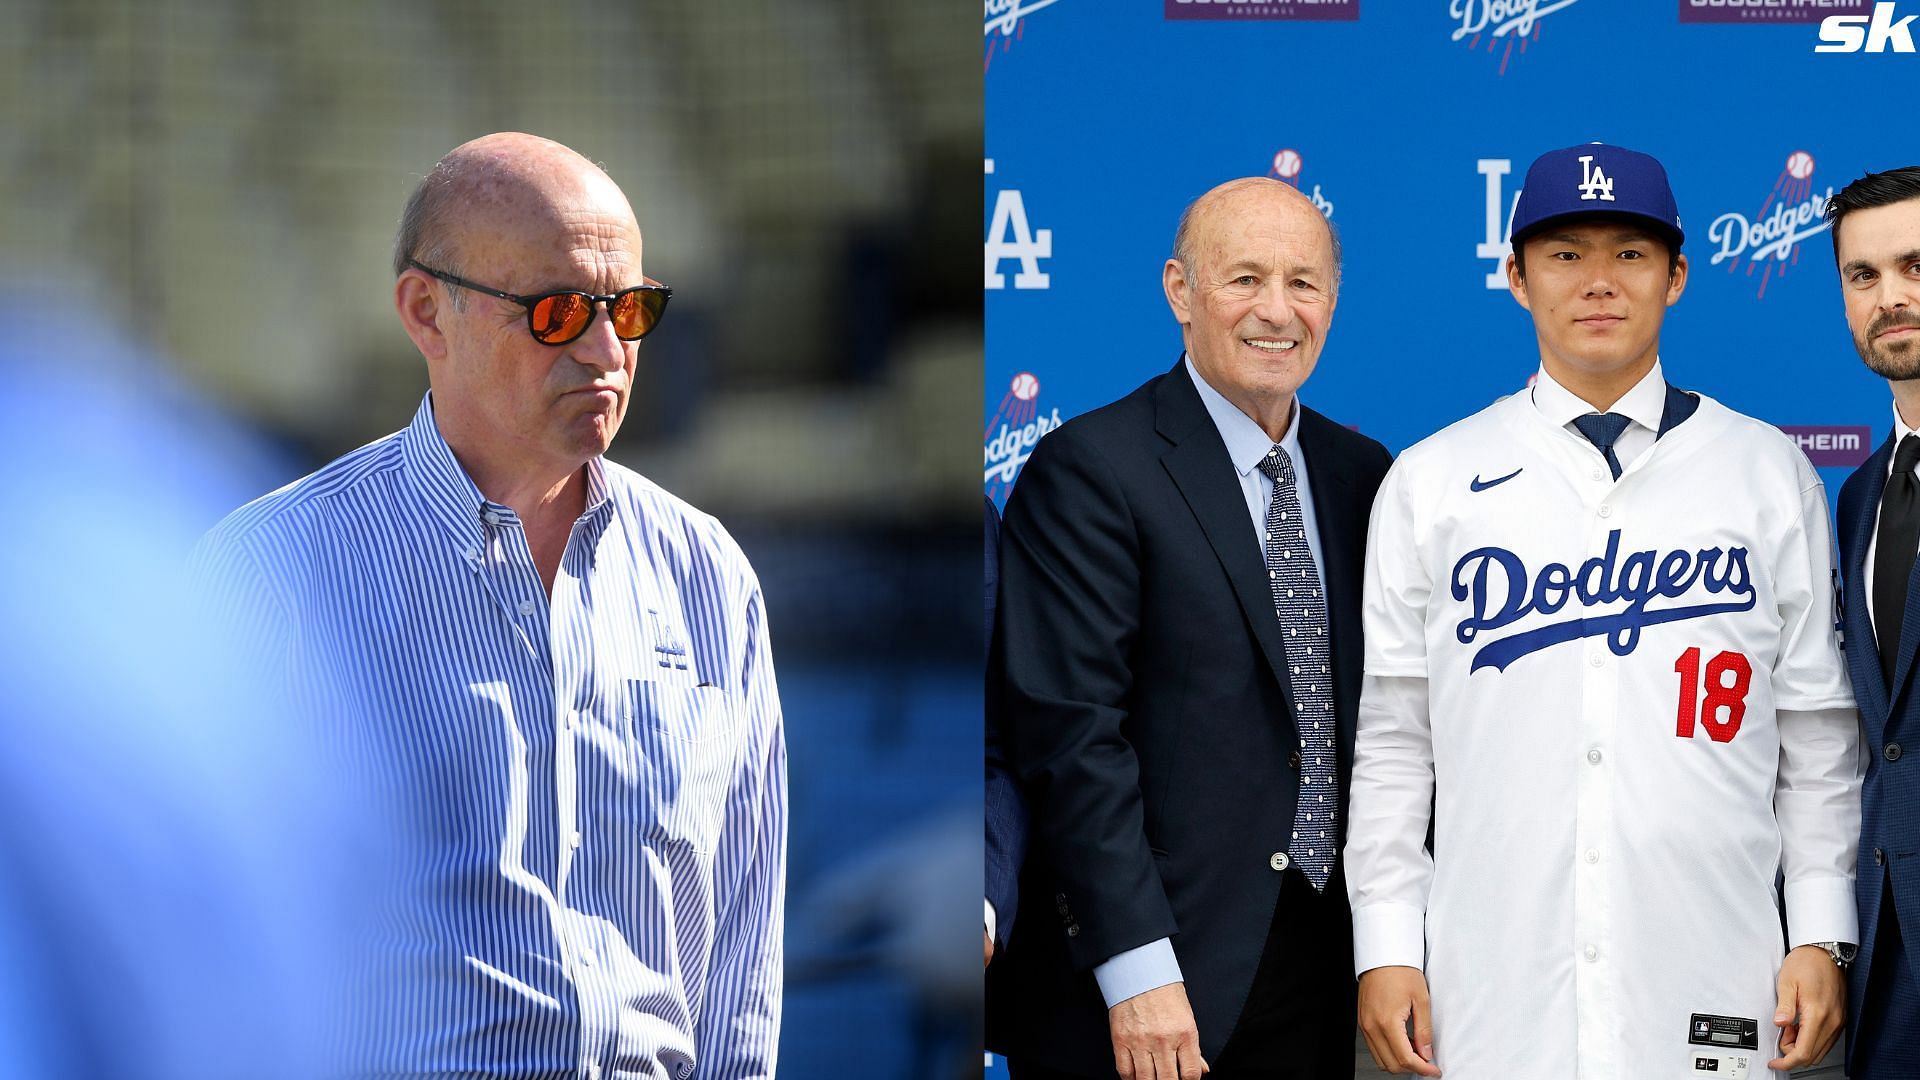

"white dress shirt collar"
[1531,359,1668,434]
[1184,355,1305,474]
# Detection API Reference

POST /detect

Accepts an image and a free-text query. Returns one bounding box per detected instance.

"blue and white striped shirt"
[195,394,785,1080]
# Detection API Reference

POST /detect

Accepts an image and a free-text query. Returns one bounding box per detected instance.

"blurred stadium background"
[0,1,980,1076]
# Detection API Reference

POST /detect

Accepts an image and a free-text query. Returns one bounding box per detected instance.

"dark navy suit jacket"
[1840,431,1920,1076]
[985,497,1026,947]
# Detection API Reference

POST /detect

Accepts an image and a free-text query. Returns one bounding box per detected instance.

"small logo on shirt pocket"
[624,681,737,855]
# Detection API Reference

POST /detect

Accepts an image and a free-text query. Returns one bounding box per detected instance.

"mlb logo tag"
[1695,1019,1711,1037]
[1578,155,1616,202]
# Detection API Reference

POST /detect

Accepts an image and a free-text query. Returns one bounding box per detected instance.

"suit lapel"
[1153,363,1301,720]
[1847,434,1894,725]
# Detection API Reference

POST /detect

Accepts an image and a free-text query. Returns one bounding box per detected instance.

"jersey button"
[1269,851,1291,872]
[1586,748,1603,765]
[1889,743,1905,762]
[1598,504,1612,518]
[1583,944,1599,962]
[1589,654,1604,668]
[1584,848,1599,864]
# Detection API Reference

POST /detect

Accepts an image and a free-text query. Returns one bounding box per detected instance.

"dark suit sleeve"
[985,497,1027,945]
[995,424,1178,969]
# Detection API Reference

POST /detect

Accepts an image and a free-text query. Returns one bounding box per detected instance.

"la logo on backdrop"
[985,371,1063,500]
[1450,0,1579,75]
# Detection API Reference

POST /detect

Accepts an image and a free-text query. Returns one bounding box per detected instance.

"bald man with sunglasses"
[195,133,786,1078]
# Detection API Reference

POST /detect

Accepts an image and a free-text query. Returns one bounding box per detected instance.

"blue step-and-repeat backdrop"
[986,0,1914,1073]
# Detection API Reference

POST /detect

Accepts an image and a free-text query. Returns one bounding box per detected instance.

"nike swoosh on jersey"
[1470,468,1524,492]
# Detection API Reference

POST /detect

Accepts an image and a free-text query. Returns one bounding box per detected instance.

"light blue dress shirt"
[1092,358,1327,1009]
[195,393,786,1080]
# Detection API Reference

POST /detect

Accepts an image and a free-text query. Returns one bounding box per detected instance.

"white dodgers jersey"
[1354,387,1859,1079]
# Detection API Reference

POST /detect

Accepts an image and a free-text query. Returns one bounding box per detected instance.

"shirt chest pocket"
[623,681,738,855]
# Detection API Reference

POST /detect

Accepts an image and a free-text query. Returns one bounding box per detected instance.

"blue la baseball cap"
[1509,142,1684,251]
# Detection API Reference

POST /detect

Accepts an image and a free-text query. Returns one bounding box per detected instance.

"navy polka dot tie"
[1257,445,1335,891]
[1572,412,1632,481]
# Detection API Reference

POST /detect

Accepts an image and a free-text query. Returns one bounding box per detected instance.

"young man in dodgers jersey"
[1345,143,1863,1078]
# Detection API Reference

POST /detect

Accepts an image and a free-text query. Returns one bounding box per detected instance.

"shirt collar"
[1893,400,1919,477]
[1531,358,1667,433]
[399,391,616,549]
[1184,354,1305,478]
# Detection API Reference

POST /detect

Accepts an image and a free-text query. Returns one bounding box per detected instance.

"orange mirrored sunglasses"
[407,259,672,345]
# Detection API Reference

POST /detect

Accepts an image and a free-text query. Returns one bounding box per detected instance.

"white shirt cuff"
[1093,937,1182,1008]
[985,898,997,944]
[1352,901,1428,977]
[1785,875,1859,949]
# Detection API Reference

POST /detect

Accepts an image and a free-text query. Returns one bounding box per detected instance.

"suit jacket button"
[1066,924,1080,938]
[1877,847,1887,866]
[1289,748,1303,769]
[1269,851,1291,872]
[1888,743,1904,762]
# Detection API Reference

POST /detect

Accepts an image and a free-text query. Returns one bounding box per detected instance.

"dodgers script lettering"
[1452,530,1756,672]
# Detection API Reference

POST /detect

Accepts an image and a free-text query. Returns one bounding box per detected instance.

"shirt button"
[1887,743,1904,762]
[1587,748,1603,765]
[482,510,500,526]
[579,949,596,968]
[1584,944,1598,962]
[569,830,583,849]
[1598,504,1612,518]
[464,544,480,562]
[588,1067,602,1080]
[519,599,538,617]
[1584,848,1599,864]
[1269,851,1291,872]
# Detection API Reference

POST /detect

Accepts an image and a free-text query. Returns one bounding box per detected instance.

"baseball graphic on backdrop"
[1272,148,1302,181]
[1011,372,1040,402]
[1786,150,1814,180]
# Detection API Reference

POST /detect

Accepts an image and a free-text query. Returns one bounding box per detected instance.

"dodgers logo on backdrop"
[985,159,1052,290]
[1164,0,1359,21]
[1453,530,1757,673]
[1476,157,1521,290]
[1268,148,1337,220]
[1816,2,1918,49]
[1706,150,1833,299]
[984,0,1060,69]
[985,371,1063,499]
[1680,0,1872,24]
[1779,425,1875,467]
[1450,0,1579,74]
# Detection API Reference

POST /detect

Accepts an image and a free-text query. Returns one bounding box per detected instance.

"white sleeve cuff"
[1785,875,1859,949]
[1093,937,1183,1008]
[985,898,997,944]
[1352,901,1428,977]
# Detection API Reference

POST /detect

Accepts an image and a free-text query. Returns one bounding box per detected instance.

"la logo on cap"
[1578,155,1616,203]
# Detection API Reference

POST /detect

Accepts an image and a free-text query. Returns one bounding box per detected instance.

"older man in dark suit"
[987,178,1391,1079]
[1831,165,1920,1080]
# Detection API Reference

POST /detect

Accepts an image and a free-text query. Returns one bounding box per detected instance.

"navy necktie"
[1874,434,1920,688]
[1257,445,1335,891]
[1573,412,1633,481]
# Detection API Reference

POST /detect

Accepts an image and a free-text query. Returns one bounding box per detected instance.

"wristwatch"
[1812,941,1858,969]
